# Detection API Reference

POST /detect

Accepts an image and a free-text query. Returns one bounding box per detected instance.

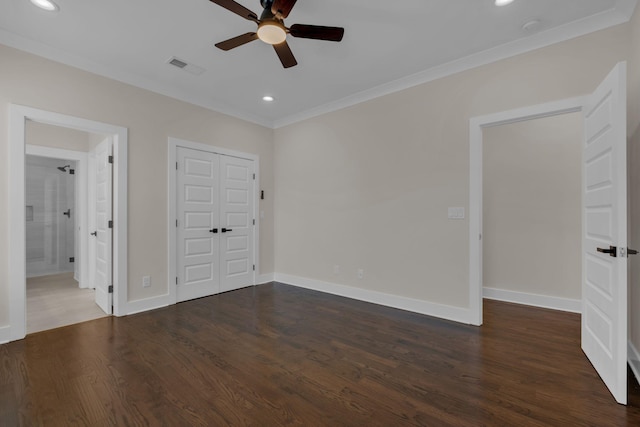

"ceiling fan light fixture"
[29,0,59,12]
[257,21,287,45]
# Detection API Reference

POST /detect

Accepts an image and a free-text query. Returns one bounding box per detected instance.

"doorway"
[8,105,128,342]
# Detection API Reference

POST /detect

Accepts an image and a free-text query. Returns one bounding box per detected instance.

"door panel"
[177,147,220,302]
[582,62,627,405]
[94,139,112,314]
[219,155,254,292]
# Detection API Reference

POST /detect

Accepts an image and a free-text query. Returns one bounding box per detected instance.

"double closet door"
[176,146,255,303]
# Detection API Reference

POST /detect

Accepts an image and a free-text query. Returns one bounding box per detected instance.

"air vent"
[169,57,188,68]
[166,57,206,76]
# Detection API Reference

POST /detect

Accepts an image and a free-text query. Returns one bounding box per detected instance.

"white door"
[94,138,113,314]
[582,62,627,405]
[220,155,255,292]
[177,147,221,302]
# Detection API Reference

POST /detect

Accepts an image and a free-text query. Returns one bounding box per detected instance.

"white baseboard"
[483,287,581,313]
[274,273,473,324]
[257,273,274,284]
[629,341,640,384]
[124,294,172,316]
[0,325,11,344]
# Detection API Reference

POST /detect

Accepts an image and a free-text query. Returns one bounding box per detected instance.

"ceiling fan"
[209,0,345,68]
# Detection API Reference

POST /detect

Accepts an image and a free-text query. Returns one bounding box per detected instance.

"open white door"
[93,138,113,314]
[582,62,627,405]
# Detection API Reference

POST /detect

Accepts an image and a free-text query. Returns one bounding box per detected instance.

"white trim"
[258,273,274,284]
[167,137,260,305]
[275,273,474,325]
[25,145,89,288]
[8,105,128,342]
[483,287,581,313]
[0,2,635,129]
[0,325,10,344]
[629,341,640,384]
[469,97,585,328]
[125,295,172,316]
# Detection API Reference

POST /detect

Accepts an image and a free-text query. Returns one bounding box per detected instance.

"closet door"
[176,147,220,302]
[219,155,255,292]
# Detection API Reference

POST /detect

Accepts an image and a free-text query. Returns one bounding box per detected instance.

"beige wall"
[628,1,640,366]
[483,113,582,300]
[0,44,274,327]
[274,23,631,309]
[26,120,93,152]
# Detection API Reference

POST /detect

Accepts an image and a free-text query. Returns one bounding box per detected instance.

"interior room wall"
[27,120,93,152]
[482,113,582,302]
[0,43,274,328]
[627,0,640,376]
[273,21,632,312]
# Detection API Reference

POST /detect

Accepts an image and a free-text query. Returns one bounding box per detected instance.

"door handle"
[221,228,232,233]
[63,209,71,218]
[597,245,617,257]
[90,231,97,237]
[210,228,218,234]
[628,248,638,256]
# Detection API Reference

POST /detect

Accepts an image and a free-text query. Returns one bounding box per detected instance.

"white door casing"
[177,147,221,302]
[220,155,255,292]
[581,62,628,405]
[94,138,113,314]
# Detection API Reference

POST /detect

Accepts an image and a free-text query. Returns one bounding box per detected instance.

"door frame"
[8,105,128,342]
[167,137,259,304]
[25,145,89,287]
[468,96,585,326]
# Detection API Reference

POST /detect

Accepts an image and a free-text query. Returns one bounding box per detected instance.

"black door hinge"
[69,257,75,263]
[176,277,178,285]
[253,264,255,271]
[108,155,113,164]
[108,285,114,293]
[108,220,113,229]
[253,219,255,225]
[253,173,255,180]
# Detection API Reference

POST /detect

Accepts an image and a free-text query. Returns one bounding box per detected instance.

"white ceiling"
[0,0,636,127]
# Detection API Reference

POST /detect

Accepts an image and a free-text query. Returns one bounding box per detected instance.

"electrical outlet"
[357,269,364,279]
[142,276,151,288]
[334,265,340,274]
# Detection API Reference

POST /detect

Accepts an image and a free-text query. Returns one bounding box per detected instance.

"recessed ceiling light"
[30,0,59,12]
[262,96,275,102]
[495,0,514,6]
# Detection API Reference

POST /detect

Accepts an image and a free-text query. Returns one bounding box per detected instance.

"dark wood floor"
[2,283,640,426]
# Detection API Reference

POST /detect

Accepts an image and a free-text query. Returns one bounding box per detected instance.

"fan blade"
[289,24,344,42]
[215,32,258,51]
[209,0,258,22]
[271,0,297,19]
[273,41,297,68]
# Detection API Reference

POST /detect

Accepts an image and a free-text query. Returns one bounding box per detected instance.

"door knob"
[597,245,617,257]
[90,231,97,237]
[209,228,218,234]
[221,228,232,233]
[63,209,71,218]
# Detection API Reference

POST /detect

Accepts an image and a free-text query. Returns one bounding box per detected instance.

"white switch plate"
[448,207,465,220]
[142,276,151,288]
[357,269,364,279]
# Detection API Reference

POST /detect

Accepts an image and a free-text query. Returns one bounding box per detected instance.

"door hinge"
[108,220,113,229]
[176,277,178,285]
[176,219,178,227]
[253,219,255,225]
[253,264,255,271]
[176,161,178,170]
[253,173,256,180]
[108,285,114,293]
[108,155,114,164]
[69,257,75,263]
